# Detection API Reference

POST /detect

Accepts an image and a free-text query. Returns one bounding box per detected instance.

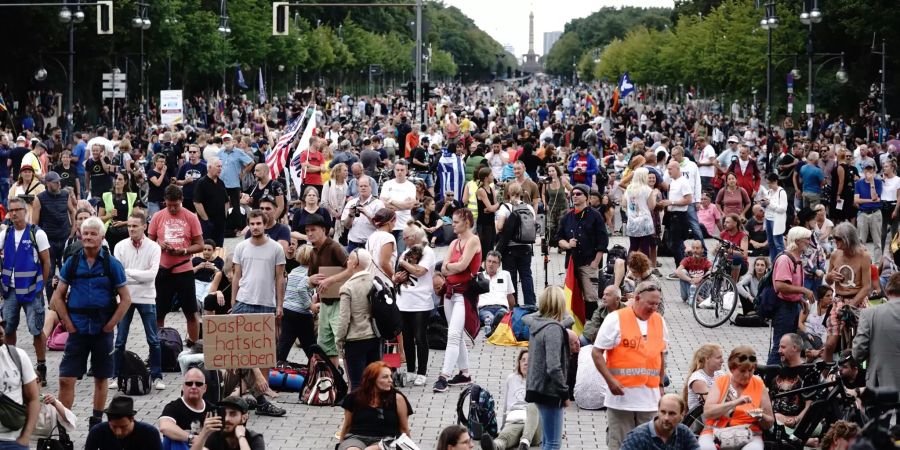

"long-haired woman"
[623,167,657,257]
[481,349,542,450]
[99,171,141,251]
[337,361,413,450]
[541,164,571,249]
[475,166,500,258]
[322,162,350,238]
[683,344,725,412]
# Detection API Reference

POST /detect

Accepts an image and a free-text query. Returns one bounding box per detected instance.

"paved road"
[23,235,772,449]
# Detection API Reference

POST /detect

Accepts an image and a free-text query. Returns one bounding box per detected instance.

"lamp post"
[759,1,777,173]
[132,2,151,117]
[800,0,823,115]
[218,0,231,97]
[164,17,178,90]
[58,0,83,142]
[872,38,887,142]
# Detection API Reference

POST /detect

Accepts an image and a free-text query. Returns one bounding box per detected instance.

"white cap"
[222,133,233,140]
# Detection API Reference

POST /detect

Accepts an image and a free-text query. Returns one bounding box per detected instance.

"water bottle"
[688,284,697,306]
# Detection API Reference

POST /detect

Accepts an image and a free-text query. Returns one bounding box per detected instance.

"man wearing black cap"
[85,396,162,450]
[305,213,350,367]
[191,395,264,450]
[32,170,76,299]
[556,183,608,318]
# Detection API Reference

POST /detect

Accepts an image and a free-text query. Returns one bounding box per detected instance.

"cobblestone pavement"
[23,235,772,449]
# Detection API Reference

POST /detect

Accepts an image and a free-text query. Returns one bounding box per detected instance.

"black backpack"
[754,253,798,319]
[158,327,184,372]
[368,277,402,340]
[118,350,150,396]
[507,203,536,244]
[457,384,498,439]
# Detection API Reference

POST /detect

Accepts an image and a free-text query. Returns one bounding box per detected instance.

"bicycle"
[691,237,741,328]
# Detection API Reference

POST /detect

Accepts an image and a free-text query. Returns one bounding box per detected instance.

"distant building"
[503,44,515,54]
[543,31,562,55]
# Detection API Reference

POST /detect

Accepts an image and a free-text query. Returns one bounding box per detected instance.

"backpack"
[47,322,69,351]
[158,327,183,372]
[457,384,498,439]
[503,203,536,245]
[63,247,116,307]
[510,305,538,341]
[118,350,150,396]
[754,253,798,319]
[368,277,402,340]
[301,352,338,406]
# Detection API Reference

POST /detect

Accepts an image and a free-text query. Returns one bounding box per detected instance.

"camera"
[537,176,551,184]
[350,205,360,218]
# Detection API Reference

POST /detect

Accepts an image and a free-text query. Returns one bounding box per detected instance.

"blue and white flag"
[236,66,249,90]
[258,68,267,104]
[618,72,634,98]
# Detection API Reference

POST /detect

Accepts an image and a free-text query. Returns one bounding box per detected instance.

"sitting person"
[477,251,515,336]
[764,334,821,436]
[192,240,224,306]
[579,285,626,346]
[32,391,76,445]
[797,285,832,361]
[481,350,541,450]
[190,396,264,450]
[621,394,699,450]
[221,367,286,417]
[203,254,234,316]
[736,257,770,315]
[675,240,713,306]
[159,368,216,450]
[414,197,444,247]
[85,396,162,450]
[338,361,413,450]
[683,344,725,413]
[620,251,660,312]
[745,204,769,257]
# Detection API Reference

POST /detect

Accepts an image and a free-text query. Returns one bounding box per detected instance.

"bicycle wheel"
[692,274,738,328]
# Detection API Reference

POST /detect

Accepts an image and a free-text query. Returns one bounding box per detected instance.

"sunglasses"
[736,354,757,364]
[571,191,584,197]
[635,284,661,295]
[184,381,205,387]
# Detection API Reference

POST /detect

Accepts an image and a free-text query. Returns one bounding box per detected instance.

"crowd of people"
[0,76,899,450]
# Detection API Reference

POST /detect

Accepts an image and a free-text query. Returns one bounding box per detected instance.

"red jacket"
[729,159,761,197]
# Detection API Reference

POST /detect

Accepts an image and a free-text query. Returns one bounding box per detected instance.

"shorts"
[2,291,45,336]
[317,301,341,357]
[231,302,275,314]
[156,269,197,316]
[58,332,114,378]
[337,435,383,450]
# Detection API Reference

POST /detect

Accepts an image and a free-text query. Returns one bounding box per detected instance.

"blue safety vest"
[1,224,44,303]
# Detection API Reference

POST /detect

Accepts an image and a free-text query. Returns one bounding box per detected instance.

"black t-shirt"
[159,398,215,436]
[194,176,229,222]
[192,256,224,282]
[87,157,113,197]
[766,364,822,417]
[54,163,80,192]
[85,420,163,450]
[778,153,797,188]
[341,390,413,438]
[247,179,285,210]
[203,430,265,450]
[107,193,142,222]
[147,169,170,203]
[415,209,441,227]
[410,147,429,171]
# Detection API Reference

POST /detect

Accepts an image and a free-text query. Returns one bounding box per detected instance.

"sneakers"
[153,378,166,390]
[665,272,680,280]
[36,363,47,387]
[241,394,258,410]
[518,442,530,450]
[256,401,287,417]
[413,374,427,386]
[447,372,473,386]
[697,298,715,309]
[433,376,449,393]
[108,379,118,390]
[480,435,497,450]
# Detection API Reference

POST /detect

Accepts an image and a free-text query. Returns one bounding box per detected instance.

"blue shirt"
[59,250,127,335]
[72,141,87,175]
[620,419,700,450]
[855,177,883,212]
[799,163,824,194]
[0,144,10,179]
[217,147,254,189]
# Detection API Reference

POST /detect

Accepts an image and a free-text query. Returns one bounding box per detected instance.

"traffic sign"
[102,72,127,99]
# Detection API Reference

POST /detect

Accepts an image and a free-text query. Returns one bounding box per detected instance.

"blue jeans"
[536,404,565,450]
[392,230,406,255]
[686,204,708,253]
[503,251,536,307]
[0,440,29,450]
[77,173,87,199]
[114,304,162,379]
[346,240,365,254]
[766,219,785,262]
[767,300,801,365]
[231,302,276,314]
[0,178,9,209]
[46,239,66,299]
[478,305,508,333]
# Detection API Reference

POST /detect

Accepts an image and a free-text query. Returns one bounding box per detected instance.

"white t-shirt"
[686,369,726,412]
[0,227,50,289]
[366,231,397,285]
[380,179,417,230]
[881,174,900,202]
[667,177,692,212]
[0,346,37,439]
[496,202,536,226]
[396,246,436,312]
[698,145,717,178]
[233,237,286,307]
[341,197,384,244]
[477,270,514,308]
[594,310,670,412]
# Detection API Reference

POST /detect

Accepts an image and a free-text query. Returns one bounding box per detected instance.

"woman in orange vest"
[699,346,774,450]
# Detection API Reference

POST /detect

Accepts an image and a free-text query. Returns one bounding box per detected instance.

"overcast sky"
[444,0,674,58]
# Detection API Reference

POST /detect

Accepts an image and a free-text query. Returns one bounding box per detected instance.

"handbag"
[37,423,74,450]
[0,345,26,430]
[379,433,421,450]
[713,424,754,449]
[468,271,490,296]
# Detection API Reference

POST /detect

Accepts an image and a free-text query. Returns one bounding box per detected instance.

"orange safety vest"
[702,374,764,434]
[605,307,665,388]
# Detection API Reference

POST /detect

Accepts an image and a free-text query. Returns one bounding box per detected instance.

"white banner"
[160,89,184,126]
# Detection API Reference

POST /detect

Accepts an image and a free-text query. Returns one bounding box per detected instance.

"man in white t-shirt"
[380,160,417,254]
[0,310,40,447]
[477,251,515,335]
[660,161,694,269]
[695,136,717,191]
[0,197,51,386]
[231,210,286,316]
[484,140,509,181]
[666,146,706,256]
[591,281,669,450]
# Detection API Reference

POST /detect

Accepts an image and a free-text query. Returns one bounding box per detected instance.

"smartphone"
[217,406,226,418]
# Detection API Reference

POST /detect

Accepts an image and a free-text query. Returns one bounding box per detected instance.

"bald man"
[241,162,286,219]
[620,394,699,450]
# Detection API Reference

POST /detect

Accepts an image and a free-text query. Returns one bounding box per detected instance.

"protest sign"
[204,314,276,369]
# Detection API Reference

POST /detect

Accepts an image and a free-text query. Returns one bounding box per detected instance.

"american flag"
[265,111,305,179]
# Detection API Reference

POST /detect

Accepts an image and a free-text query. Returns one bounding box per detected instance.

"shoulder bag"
[712,379,754,449]
[0,345,27,430]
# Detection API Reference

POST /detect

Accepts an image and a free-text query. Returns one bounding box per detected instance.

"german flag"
[564,258,586,335]
[0,94,7,112]
[486,313,528,347]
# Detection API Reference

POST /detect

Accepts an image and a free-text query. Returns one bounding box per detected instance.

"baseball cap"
[15,136,26,143]
[727,136,740,143]
[222,133,233,141]
[862,161,876,170]
[218,396,249,413]
[44,171,61,183]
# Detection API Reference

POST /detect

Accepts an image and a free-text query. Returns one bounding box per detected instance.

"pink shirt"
[773,253,803,302]
[148,207,203,273]
[697,204,723,236]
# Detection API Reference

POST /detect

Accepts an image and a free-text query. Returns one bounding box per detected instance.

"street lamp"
[132,3,151,117]
[57,0,80,143]
[58,6,72,23]
[760,0,777,171]
[802,0,823,114]
[219,0,231,96]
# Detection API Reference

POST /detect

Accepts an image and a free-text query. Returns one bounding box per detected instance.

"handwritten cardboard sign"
[204,314,276,369]
[318,266,344,299]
